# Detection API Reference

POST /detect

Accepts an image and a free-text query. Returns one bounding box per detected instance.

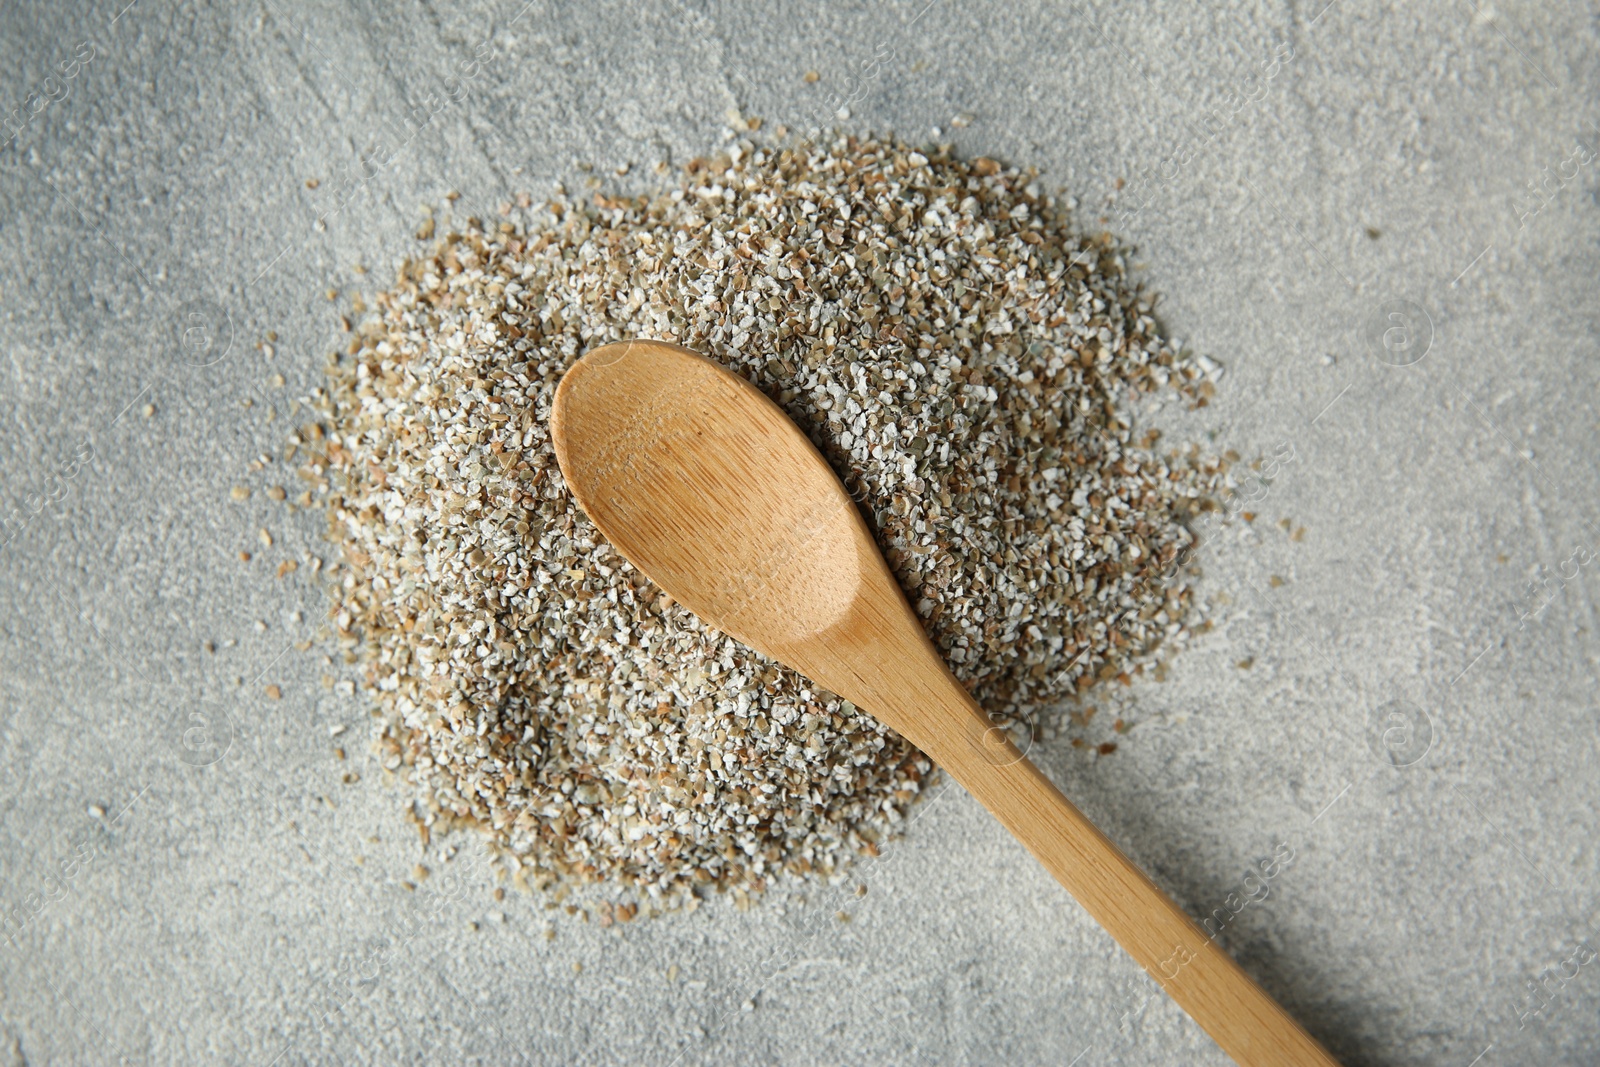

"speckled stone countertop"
[2,2,1597,1063]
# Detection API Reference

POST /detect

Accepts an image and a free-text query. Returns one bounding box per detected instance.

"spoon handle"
[903,676,1339,1066]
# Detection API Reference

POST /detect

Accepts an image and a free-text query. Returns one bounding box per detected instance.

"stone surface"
[1,1,1597,1064]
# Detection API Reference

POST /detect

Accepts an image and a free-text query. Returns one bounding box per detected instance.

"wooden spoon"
[551,339,1337,1067]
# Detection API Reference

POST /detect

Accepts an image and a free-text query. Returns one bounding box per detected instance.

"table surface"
[3,1,1598,1064]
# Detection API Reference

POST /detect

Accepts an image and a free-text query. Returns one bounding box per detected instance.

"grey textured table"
[3,1,1598,1064]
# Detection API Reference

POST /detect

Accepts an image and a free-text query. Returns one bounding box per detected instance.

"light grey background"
[3,1,1598,1063]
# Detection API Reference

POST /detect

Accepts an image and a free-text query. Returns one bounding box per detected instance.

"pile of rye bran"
[314,133,1223,909]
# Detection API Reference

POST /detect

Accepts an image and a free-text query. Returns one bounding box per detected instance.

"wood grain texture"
[551,339,1339,1067]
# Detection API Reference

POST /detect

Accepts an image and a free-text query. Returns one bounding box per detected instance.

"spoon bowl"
[553,339,864,650]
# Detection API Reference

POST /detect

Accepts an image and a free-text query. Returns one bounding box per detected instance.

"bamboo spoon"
[551,339,1338,1067]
